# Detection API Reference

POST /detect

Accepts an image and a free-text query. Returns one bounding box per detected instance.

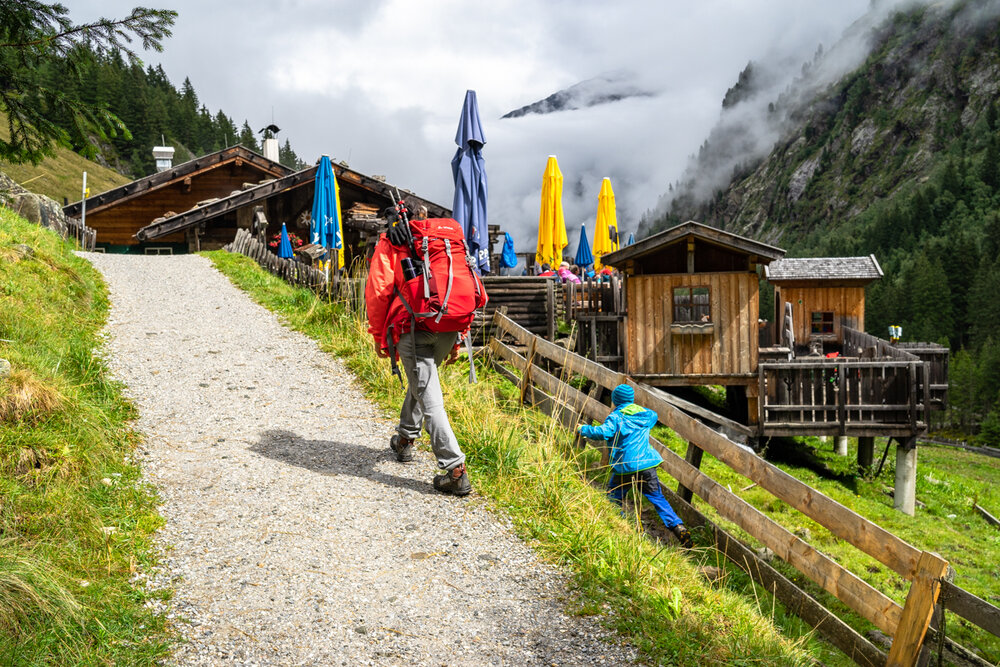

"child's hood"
[615,403,657,431]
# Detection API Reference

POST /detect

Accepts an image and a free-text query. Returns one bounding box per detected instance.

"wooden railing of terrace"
[758,358,929,437]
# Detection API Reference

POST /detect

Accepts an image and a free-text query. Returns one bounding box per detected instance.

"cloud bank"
[72,0,884,255]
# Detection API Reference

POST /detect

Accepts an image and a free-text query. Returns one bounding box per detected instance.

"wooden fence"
[64,217,96,251]
[224,227,326,289]
[489,309,999,667]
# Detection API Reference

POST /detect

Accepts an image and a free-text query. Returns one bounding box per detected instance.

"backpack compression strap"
[435,238,455,323]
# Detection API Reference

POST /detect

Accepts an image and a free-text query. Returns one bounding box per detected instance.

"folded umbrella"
[536,155,568,269]
[277,222,294,259]
[593,177,619,270]
[574,222,593,267]
[452,90,490,273]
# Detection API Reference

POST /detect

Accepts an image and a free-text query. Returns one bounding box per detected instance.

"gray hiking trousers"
[395,330,465,471]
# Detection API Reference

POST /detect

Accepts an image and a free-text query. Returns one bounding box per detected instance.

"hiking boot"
[672,524,693,549]
[433,464,472,496]
[390,434,414,462]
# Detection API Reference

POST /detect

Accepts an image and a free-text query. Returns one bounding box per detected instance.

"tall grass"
[0,209,170,665]
[208,250,825,665]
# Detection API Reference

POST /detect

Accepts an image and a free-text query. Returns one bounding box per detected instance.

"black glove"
[387,222,410,247]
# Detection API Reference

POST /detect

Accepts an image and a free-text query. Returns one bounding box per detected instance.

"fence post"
[887,551,949,666]
[837,361,847,435]
[546,279,556,341]
[677,442,704,503]
[519,337,537,407]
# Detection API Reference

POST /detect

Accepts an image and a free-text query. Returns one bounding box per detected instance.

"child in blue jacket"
[578,384,693,548]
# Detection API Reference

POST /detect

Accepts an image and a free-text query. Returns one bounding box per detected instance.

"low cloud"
[71,0,881,254]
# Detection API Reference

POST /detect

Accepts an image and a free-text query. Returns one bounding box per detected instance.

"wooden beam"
[974,503,1000,530]
[887,551,949,666]
[492,310,925,580]
[939,581,1000,637]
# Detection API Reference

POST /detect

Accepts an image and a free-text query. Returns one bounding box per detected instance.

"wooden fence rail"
[489,310,999,666]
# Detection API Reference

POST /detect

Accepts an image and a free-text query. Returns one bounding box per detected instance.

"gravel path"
[86,254,637,666]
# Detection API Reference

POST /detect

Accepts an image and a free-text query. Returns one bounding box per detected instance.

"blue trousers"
[608,468,683,529]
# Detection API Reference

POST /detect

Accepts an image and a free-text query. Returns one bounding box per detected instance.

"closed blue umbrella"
[277,222,294,259]
[451,90,490,273]
[574,223,594,266]
[310,155,344,269]
[627,232,635,246]
[500,232,518,269]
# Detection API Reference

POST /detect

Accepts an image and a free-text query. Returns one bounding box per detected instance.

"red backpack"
[383,218,488,350]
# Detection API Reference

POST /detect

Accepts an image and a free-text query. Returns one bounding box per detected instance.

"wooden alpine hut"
[62,146,294,252]
[600,220,784,393]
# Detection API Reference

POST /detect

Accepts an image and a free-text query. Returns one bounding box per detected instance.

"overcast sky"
[73,1,880,251]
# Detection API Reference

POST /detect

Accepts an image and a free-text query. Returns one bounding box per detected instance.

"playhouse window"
[811,311,834,335]
[673,286,710,323]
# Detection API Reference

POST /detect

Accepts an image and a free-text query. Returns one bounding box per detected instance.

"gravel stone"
[85,254,637,666]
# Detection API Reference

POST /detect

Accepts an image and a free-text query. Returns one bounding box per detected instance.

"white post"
[80,171,88,249]
[894,438,917,516]
[835,436,849,456]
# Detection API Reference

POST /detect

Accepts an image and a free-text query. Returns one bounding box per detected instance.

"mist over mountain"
[501,71,655,119]
[643,0,1000,439]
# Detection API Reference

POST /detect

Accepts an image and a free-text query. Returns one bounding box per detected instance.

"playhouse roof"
[601,220,785,272]
[765,255,883,284]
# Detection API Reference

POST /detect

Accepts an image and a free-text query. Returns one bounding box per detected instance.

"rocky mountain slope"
[643,0,1000,437]
[502,71,653,118]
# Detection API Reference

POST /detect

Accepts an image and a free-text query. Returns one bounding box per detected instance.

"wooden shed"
[765,255,882,349]
[602,220,784,387]
[62,146,293,251]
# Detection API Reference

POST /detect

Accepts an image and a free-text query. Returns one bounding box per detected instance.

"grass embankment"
[206,250,836,666]
[673,432,1000,662]
[0,209,170,664]
[0,114,132,203]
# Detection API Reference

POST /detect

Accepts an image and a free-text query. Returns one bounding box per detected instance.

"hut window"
[673,286,710,323]
[811,311,834,335]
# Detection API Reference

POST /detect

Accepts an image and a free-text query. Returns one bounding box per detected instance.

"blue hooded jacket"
[579,403,662,474]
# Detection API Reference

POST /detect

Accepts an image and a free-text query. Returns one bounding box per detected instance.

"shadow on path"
[251,429,440,496]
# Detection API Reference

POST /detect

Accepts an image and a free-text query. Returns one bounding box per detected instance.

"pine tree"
[0,3,175,163]
[238,121,259,152]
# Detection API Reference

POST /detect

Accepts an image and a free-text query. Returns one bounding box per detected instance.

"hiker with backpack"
[364,201,488,496]
[577,384,693,548]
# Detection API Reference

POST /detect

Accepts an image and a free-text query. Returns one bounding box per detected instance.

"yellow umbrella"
[535,155,568,269]
[593,177,619,270]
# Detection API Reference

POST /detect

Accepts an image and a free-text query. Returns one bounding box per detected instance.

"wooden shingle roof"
[602,220,785,268]
[62,145,293,218]
[765,255,883,283]
[135,159,450,241]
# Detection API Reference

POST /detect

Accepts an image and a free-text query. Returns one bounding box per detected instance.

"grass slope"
[0,115,132,203]
[0,209,170,664]
[205,250,844,666]
[673,432,1000,662]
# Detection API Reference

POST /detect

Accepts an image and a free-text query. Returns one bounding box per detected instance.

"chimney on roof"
[152,145,174,172]
[262,137,279,162]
